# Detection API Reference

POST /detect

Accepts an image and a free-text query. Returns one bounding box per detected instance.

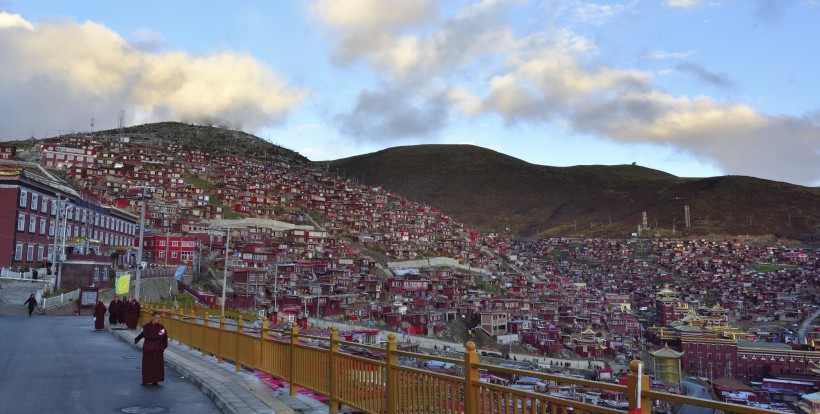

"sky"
[1,0,818,186]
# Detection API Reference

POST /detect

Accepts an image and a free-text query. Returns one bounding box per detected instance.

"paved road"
[0,278,45,315]
[0,280,221,414]
[678,378,715,414]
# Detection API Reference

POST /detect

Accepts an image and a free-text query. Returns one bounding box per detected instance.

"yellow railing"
[140,306,783,414]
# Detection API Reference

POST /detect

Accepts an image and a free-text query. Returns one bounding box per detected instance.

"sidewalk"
[108,326,330,414]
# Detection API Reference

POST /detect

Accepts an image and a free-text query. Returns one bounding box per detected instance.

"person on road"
[108,296,120,326]
[134,311,168,385]
[93,299,107,330]
[117,295,128,325]
[125,296,141,329]
[24,294,37,317]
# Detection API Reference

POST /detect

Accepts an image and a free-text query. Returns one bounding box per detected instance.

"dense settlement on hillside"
[0,136,818,410]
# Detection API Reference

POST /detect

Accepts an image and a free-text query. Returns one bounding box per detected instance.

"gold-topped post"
[290,322,299,396]
[329,326,340,413]
[386,333,397,414]
[627,360,651,414]
[463,342,479,414]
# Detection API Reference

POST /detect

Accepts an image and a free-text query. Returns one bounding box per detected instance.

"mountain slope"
[326,144,820,239]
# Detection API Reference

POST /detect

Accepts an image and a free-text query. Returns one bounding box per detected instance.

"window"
[159,240,166,247]
[94,213,99,226]
[19,189,27,207]
[29,216,36,233]
[37,245,44,261]
[39,218,46,235]
[41,196,48,213]
[17,213,26,231]
[171,251,178,259]
[15,244,23,261]
[78,227,83,237]
[51,199,57,216]
[26,245,34,261]
[171,241,179,247]
[93,267,100,281]
[81,209,87,223]
[181,251,192,262]
[158,251,165,259]
[31,193,38,210]
[47,246,53,262]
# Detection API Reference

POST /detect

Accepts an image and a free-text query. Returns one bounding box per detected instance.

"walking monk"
[125,296,141,329]
[108,296,121,326]
[93,299,107,330]
[134,312,168,385]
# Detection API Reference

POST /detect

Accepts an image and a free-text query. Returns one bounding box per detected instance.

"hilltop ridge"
[326,144,820,240]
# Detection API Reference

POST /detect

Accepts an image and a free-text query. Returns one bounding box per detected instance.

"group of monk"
[95,295,141,330]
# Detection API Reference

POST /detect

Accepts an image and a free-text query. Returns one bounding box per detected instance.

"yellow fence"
[141,306,783,414]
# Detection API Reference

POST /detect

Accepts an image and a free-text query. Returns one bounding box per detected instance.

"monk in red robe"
[108,296,121,325]
[93,299,107,330]
[134,312,168,385]
[125,296,141,329]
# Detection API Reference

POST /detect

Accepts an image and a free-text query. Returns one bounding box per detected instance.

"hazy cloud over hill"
[0,12,306,139]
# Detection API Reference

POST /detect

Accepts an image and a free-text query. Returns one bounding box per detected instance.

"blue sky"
[1,0,818,186]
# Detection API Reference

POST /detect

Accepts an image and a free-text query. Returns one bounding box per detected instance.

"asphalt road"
[0,280,221,414]
[678,378,715,414]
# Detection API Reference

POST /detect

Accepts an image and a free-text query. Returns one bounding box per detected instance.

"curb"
[109,327,273,414]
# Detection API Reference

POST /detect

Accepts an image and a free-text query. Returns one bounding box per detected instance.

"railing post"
[236,317,244,372]
[290,322,299,396]
[218,315,225,364]
[188,309,195,350]
[201,312,209,356]
[175,308,182,345]
[463,342,479,414]
[257,319,268,369]
[329,326,340,413]
[627,360,651,414]
[385,333,397,414]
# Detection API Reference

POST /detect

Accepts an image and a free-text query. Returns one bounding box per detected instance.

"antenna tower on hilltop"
[118,110,126,134]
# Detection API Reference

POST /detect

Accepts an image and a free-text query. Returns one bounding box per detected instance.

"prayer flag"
[116,274,131,295]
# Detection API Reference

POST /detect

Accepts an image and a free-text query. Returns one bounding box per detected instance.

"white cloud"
[0,12,33,30]
[309,1,819,185]
[574,1,637,25]
[0,12,306,139]
[644,50,695,60]
[665,0,707,8]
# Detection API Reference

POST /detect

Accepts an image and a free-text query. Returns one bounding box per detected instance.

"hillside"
[8,122,818,242]
[326,145,820,240]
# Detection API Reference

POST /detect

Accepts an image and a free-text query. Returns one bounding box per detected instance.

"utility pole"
[134,186,149,301]
[273,254,278,313]
[165,230,170,265]
[51,195,62,289]
[221,226,231,317]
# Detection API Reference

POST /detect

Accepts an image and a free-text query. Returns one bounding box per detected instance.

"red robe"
[125,300,141,329]
[134,321,168,384]
[93,302,107,330]
[108,299,120,325]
